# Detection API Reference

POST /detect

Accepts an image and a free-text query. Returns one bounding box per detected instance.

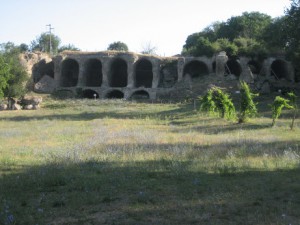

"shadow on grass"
[172,122,272,134]
[0,103,195,122]
[0,158,299,225]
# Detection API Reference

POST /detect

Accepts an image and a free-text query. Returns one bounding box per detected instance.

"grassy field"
[0,95,299,225]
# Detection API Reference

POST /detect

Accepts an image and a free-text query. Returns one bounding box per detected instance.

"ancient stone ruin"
[27,51,298,100]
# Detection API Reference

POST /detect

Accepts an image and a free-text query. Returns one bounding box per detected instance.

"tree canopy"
[107,41,129,51]
[0,43,29,98]
[182,11,282,58]
[30,32,61,54]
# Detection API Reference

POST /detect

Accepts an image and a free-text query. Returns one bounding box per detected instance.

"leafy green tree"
[238,82,258,123]
[217,12,272,41]
[215,38,238,56]
[262,16,287,54]
[271,96,293,127]
[58,44,80,52]
[199,87,236,120]
[31,32,61,54]
[0,56,13,98]
[182,37,217,57]
[107,41,128,51]
[286,92,298,130]
[284,0,300,72]
[0,43,29,98]
[182,11,273,57]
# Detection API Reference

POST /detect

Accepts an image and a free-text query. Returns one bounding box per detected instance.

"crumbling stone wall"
[29,51,298,100]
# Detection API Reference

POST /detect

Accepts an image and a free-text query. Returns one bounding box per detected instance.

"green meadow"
[0,95,299,225]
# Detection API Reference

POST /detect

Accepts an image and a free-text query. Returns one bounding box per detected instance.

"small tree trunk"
[290,108,297,130]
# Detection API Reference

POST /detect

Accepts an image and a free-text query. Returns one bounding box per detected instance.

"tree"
[182,11,273,57]
[217,12,272,41]
[199,87,236,120]
[58,44,80,52]
[140,41,157,55]
[238,82,258,123]
[271,96,293,127]
[284,0,300,71]
[0,56,12,98]
[107,41,128,51]
[30,32,61,54]
[0,43,29,98]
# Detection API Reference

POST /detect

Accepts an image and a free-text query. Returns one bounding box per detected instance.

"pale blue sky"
[0,0,291,56]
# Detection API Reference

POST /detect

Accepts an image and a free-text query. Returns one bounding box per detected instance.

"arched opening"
[109,58,128,87]
[106,90,124,99]
[271,59,289,80]
[225,59,242,77]
[32,60,54,83]
[183,60,209,78]
[130,90,150,100]
[212,61,216,73]
[248,60,262,75]
[159,60,178,88]
[82,89,99,99]
[85,59,102,87]
[135,59,153,88]
[61,59,79,87]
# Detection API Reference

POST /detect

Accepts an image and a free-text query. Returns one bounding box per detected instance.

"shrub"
[199,87,236,120]
[286,92,298,130]
[238,82,258,123]
[271,96,293,127]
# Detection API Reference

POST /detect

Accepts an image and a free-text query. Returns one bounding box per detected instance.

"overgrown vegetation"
[107,41,129,52]
[182,0,300,76]
[0,43,29,99]
[199,87,236,120]
[238,82,258,123]
[271,96,293,127]
[0,97,299,224]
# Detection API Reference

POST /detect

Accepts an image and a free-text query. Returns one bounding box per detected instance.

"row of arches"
[60,58,153,88]
[182,59,291,80]
[60,57,293,89]
[81,89,150,100]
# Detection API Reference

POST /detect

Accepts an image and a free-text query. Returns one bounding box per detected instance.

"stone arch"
[183,60,209,78]
[225,59,242,77]
[135,59,153,88]
[130,90,150,100]
[109,58,128,87]
[61,58,79,87]
[270,59,289,80]
[85,59,102,87]
[82,89,99,99]
[106,90,124,99]
[248,60,262,75]
[32,60,54,83]
[212,61,216,73]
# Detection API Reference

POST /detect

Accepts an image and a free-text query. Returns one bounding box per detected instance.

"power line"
[46,24,54,54]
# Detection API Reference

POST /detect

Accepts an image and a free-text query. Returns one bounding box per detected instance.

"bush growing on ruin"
[238,82,258,123]
[107,41,128,52]
[199,87,236,120]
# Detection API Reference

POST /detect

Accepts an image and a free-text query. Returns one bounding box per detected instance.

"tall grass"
[0,96,299,224]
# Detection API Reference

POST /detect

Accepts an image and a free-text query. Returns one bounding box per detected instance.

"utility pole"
[46,24,54,54]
